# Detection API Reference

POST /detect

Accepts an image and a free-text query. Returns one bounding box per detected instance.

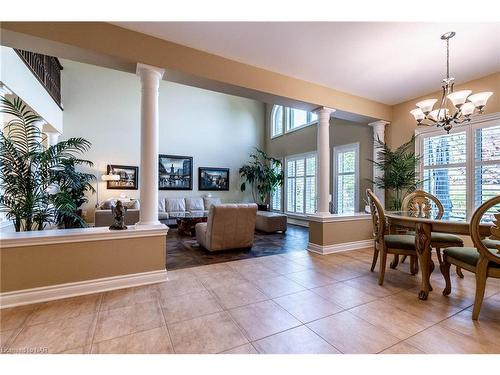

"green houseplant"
[0,96,95,231]
[239,148,284,210]
[369,135,423,210]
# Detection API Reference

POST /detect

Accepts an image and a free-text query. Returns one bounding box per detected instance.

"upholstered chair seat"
[444,247,500,269]
[384,234,417,251]
[406,231,464,245]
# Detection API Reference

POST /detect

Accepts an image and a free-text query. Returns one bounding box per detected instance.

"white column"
[136,63,165,227]
[46,131,60,147]
[315,107,336,215]
[368,120,390,208]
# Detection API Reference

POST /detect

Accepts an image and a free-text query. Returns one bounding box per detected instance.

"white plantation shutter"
[333,143,359,214]
[271,160,283,212]
[422,131,467,220]
[418,117,500,220]
[286,153,317,215]
[474,125,500,221]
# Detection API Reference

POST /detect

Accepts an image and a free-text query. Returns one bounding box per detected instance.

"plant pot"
[257,204,269,211]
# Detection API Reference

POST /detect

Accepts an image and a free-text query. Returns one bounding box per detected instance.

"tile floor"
[1,248,499,354]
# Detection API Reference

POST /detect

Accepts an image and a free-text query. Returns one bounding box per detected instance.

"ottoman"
[256,211,287,233]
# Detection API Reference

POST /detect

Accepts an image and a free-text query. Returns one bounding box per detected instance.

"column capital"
[136,63,165,81]
[368,120,390,128]
[313,106,336,116]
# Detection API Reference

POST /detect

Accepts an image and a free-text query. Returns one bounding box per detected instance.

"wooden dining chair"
[441,195,500,320]
[395,190,464,276]
[366,189,419,285]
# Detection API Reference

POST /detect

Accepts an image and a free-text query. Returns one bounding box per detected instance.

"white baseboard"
[287,217,309,227]
[307,239,373,255]
[0,269,168,309]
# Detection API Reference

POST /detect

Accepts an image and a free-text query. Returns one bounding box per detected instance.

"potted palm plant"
[0,96,95,231]
[369,136,423,210]
[239,148,284,211]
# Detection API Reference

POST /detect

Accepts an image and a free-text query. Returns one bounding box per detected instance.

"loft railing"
[14,49,63,109]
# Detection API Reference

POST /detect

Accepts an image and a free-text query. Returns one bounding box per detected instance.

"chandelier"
[410,31,493,133]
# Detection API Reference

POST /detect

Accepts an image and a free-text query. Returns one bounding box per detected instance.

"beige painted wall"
[0,236,166,292]
[61,59,265,220]
[309,219,373,246]
[388,72,500,148]
[265,105,373,211]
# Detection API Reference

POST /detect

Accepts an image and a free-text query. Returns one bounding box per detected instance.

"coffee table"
[169,212,208,236]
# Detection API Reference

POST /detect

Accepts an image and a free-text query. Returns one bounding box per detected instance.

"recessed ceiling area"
[113,22,500,105]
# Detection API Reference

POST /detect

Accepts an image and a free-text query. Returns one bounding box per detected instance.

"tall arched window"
[271,105,284,137]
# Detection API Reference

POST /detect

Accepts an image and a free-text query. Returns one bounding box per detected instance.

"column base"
[135,220,166,229]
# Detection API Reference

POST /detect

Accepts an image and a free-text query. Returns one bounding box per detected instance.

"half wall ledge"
[0,225,168,308]
[307,213,373,255]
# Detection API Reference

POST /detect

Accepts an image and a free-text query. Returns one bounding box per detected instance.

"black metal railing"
[14,49,63,108]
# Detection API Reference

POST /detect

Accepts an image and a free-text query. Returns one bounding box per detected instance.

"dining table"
[385,210,493,300]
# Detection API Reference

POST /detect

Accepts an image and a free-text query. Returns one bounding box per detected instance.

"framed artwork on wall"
[158,154,193,190]
[198,167,230,191]
[106,165,139,190]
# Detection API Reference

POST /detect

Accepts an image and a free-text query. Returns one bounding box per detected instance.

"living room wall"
[61,59,265,221]
[264,105,373,213]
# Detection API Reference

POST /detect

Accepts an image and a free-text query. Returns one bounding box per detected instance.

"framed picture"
[198,167,230,191]
[158,154,193,190]
[107,165,139,190]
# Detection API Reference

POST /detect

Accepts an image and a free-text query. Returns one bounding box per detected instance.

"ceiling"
[114,22,499,105]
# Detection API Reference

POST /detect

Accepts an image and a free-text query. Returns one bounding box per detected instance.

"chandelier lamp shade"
[410,31,493,133]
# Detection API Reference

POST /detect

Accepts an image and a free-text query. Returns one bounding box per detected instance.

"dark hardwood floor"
[166,224,308,270]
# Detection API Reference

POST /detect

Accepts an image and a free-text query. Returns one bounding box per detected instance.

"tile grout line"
[157,297,177,354]
[88,293,104,354]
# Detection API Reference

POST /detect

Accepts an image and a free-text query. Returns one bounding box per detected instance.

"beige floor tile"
[0,305,37,331]
[221,343,258,354]
[343,273,404,298]
[439,310,500,347]
[320,253,355,265]
[9,314,97,354]
[168,311,248,354]
[285,269,337,288]
[307,311,400,354]
[380,341,425,354]
[311,282,378,309]
[0,329,17,349]
[93,302,164,343]
[92,327,174,354]
[211,281,268,309]
[198,270,248,289]
[236,264,281,281]
[160,290,222,324]
[229,300,301,341]
[157,276,206,299]
[190,263,233,278]
[278,251,310,261]
[165,268,197,281]
[259,257,309,275]
[100,285,159,311]
[382,291,462,323]
[59,346,90,354]
[349,300,434,340]
[273,290,343,323]
[406,324,499,354]
[27,294,101,325]
[253,325,339,354]
[250,275,306,298]
[319,261,370,281]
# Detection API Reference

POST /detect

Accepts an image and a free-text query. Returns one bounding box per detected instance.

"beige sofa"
[94,196,222,227]
[195,204,257,252]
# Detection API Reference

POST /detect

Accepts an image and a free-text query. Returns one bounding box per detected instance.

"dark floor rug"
[166,224,309,270]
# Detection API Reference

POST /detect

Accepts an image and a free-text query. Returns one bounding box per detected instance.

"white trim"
[287,217,309,227]
[308,212,371,223]
[307,239,373,255]
[0,270,168,309]
[1,224,168,248]
[332,142,360,214]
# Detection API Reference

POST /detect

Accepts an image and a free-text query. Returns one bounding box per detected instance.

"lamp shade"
[415,98,438,114]
[101,173,120,181]
[428,108,449,121]
[468,92,493,108]
[460,102,475,116]
[410,108,425,121]
[447,90,471,107]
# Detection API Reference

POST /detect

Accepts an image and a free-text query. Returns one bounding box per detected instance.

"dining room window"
[270,159,283,212]
[417,114,500,220]
[285,152,317,215]
[270,105,318,139]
